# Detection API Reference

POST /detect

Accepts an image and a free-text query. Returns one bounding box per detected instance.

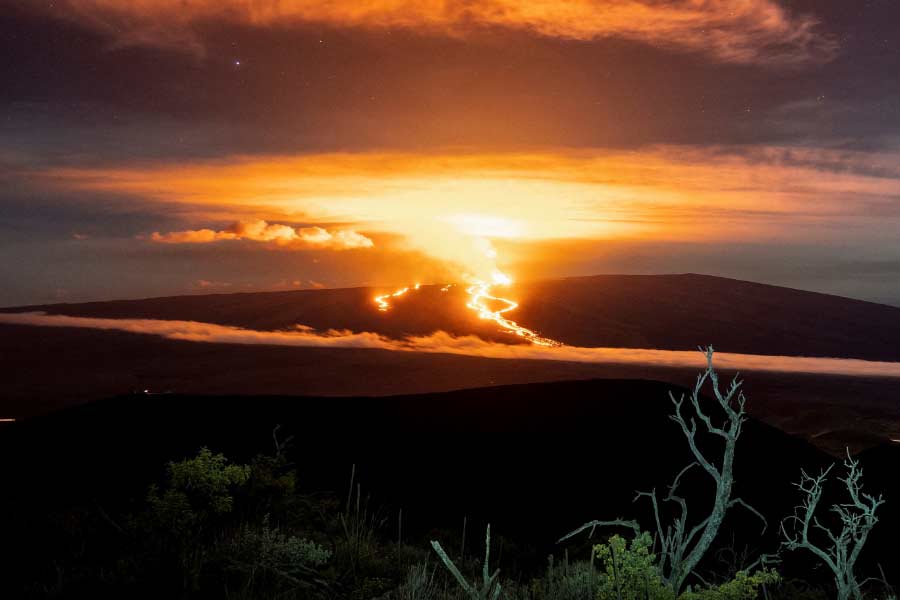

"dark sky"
[2,1,899,306]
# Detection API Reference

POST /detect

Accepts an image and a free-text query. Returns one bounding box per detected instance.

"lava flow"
[373,275,560,347]
[374,286,411,311]
[465,275,560,347]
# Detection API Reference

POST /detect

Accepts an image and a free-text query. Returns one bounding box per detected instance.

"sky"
[2,1,899,306]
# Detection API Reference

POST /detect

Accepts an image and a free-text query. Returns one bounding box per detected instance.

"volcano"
[2,273,900,454]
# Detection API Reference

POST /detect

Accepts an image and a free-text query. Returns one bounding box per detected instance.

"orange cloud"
[52,147,900,240]
[37,1,836,65]
[45,145,900,282]
[3,312,900,379]
[149,220,374,249]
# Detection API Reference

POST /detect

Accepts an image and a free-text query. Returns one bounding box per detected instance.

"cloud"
[149,220,374,249]
[52,146,900,240]
[36,0,836,65]
[3,312,900,379]
[41,145,900,284]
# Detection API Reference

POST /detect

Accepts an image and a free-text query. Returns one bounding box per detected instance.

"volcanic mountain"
[2,273,900,452]
[7,273,900,360]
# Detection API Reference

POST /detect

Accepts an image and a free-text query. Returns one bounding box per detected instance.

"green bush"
[146,447,251,536]
[593,533,674,600]
[221,515,331,594]
[590,533,779,600]
[680,570,780,600]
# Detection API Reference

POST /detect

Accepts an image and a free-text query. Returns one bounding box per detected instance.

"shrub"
[146,447,251,536]
[593,533,674,600]
[526,556,598,600]
[590,532,779,600]
[221,515,331,594]
[680,569,780,600]
[144,447,252,591]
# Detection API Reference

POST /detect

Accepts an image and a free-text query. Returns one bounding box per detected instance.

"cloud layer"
[3,312,900,379]
[51,146,900,239]
[149,220,374,249]
[38,0,836,65]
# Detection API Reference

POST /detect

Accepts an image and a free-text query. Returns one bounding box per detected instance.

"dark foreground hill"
[7,273,900,361]
[2,321,900,455]
[1,378,897,596]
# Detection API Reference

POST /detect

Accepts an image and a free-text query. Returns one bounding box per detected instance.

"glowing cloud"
[149,220,374,249]
[3,312,900,379]
[48,146,900,283]
[35,1,836,65]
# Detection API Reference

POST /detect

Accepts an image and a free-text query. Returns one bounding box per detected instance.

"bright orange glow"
[45,147,900,287]
[465,276,560,347]
[374,286,411,312]
[373,271,559,347]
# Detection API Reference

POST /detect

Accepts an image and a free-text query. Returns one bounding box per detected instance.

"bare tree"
[560,346,766,593]
[780,451,886,600]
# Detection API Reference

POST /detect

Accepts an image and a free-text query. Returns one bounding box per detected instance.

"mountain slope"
[7,273,900,361]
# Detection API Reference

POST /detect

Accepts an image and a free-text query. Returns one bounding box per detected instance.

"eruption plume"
[375,223,559,344]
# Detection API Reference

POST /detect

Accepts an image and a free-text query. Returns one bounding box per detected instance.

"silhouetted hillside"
[8,273,900,361]
[3,378,898,595]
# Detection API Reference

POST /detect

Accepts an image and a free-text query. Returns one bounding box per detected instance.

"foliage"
[593,533,674,600]
[590,532,779,600]
[431,524,502,600]
[14,400,895,599]
[141,447,252,591]
[780,450,886,600]
[229,515,330,569]
[339,464,390,581]
[392,562,441,600]
[679,569,780,600]
[524,556,598,600]
[561,347,767,593]
[146,446,251,536]
[221,515,331,594]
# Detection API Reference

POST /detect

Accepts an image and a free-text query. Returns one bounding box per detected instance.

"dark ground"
[1,378,898,596]
[2,322,900,455]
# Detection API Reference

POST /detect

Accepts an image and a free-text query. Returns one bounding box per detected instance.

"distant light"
[891,438,900,444]
[0,418,15,423]
[234,60,242,66]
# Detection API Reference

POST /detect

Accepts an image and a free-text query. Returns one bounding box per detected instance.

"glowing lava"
[465,273,561,347]
[374,286,410,311]
[373,274,560,347]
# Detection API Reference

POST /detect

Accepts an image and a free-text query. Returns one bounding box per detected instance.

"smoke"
[3,312,900,379]
[33,1,837,66]
[149,220,373,249]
